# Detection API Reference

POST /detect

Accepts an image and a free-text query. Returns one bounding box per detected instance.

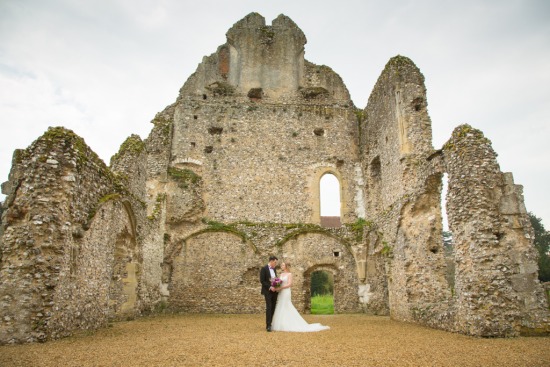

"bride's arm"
[282,274,293,289]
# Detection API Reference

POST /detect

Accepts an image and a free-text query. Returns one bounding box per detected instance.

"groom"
[260,256,278,332]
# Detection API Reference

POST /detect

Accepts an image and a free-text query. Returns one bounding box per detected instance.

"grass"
[311,294,334,315]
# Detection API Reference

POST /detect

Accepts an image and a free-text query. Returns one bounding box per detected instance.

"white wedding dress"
[271,273,330,332]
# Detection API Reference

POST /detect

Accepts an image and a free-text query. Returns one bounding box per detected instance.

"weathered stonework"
[1,13,548,343]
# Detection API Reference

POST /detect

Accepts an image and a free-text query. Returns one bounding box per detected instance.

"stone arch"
[167,231,262,313]
[163,228,258,281]
[278,232,360,313]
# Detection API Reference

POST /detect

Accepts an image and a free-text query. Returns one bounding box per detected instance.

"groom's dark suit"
[260,265,278,330]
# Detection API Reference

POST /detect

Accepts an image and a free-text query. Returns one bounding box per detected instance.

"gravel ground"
[1,314,549,367]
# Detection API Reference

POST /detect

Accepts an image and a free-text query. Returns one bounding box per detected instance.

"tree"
[529,212,550,282]
[311,271,334,296]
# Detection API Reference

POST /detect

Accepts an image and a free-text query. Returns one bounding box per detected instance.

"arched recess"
[56,196,140,331]
[100,197,139,319]
[166,231,261,313]
[309,165,347,225]
[162,228,257,285]
[278,231,360,314]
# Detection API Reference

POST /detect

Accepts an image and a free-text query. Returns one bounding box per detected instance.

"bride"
[271,262,330,332]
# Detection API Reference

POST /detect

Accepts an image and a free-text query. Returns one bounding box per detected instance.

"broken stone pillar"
[444,124,549,336]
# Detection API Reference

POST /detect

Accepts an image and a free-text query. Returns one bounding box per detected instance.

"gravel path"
[1,314,549,367]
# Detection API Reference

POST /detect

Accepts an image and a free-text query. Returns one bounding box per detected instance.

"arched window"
[320,173,341,227]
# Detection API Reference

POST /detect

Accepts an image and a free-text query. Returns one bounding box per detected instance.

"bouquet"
[271,277,283,288]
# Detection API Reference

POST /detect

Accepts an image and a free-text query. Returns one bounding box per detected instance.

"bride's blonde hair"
[283,262,291,270]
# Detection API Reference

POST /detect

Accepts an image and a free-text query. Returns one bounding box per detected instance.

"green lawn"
[311,294,334,314]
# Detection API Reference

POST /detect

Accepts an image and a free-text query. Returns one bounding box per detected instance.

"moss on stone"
[259,26,275,44]
[346,218,373,242]
[199,219,248,242]
[99,193,122,204]
[168,167,202,189]
[354,109,366,124]
[381,241,393,257]
[443,124,492,152]
[148,193,166,220]
[110,135,145,165]
[40,126,107,173]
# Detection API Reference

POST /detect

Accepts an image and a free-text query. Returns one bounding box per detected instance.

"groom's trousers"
[264,291,278,328]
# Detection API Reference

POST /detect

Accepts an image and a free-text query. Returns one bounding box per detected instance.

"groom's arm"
[260,267,271,288]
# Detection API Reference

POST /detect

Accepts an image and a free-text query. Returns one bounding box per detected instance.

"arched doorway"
[310,270,334,314]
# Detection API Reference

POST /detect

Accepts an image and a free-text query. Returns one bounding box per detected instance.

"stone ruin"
[0,13,548,343]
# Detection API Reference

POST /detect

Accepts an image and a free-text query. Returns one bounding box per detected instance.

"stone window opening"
[320,173,341,228]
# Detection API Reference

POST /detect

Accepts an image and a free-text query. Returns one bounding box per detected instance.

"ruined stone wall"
[48,198,137,336]
[1,13,548,343]
[170,98,358,224]
[443,125,549,336]
[168,232,261,313]
[161,222,360,314]
[0,128,125,343]
[359,56,451,324]
[110,133,163,314]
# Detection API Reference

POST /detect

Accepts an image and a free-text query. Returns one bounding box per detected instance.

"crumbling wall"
[0,128,129,343]
[109,133,161,314]
[48,198,138,335]
[1,13,548,343]
[443,124,549,336]
[359,56,451,323]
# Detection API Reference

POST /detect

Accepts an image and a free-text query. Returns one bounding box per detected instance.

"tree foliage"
[311,271,334,296]
[529,212,550,282]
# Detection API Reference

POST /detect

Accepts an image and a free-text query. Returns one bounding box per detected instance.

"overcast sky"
[1,0,549,227]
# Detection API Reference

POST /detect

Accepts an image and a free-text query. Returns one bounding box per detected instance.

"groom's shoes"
[266,326,272,332]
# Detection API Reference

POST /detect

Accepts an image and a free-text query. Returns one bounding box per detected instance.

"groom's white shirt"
[269,266,275,279]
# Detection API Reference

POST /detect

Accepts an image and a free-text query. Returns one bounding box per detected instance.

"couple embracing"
[260,256,330,332]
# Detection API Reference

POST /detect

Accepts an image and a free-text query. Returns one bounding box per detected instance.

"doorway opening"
[310,270,334,314]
